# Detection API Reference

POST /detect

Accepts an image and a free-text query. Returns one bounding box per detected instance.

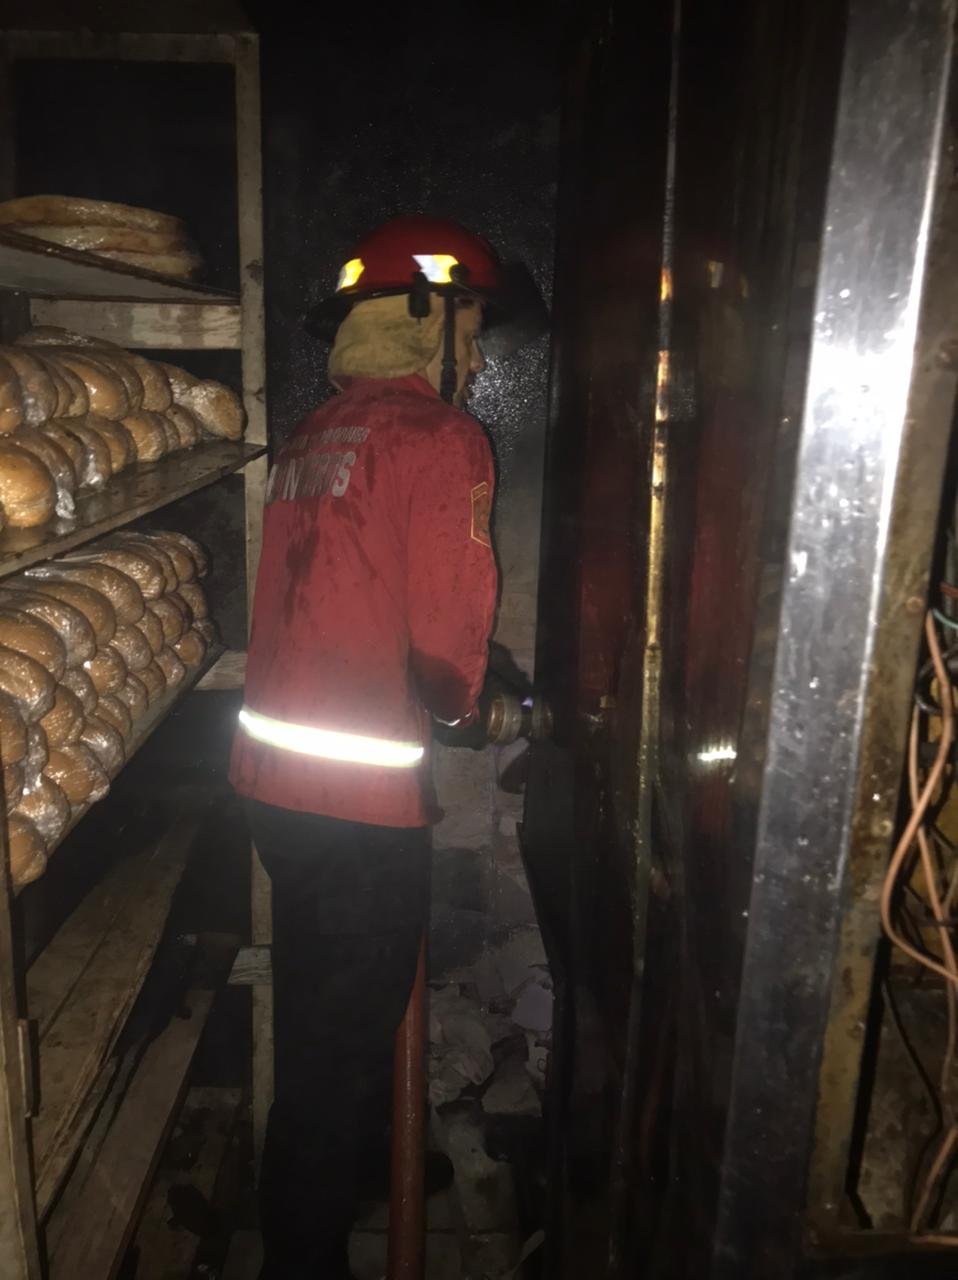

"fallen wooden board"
[196,648,247,691]
[48,988,217,1280]
[30,815,200,1216]
[227,944,271,986]
[27,846,166,1038]
[129,1086,242,1280]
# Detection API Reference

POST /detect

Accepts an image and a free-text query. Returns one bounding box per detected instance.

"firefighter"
[230,215,546,1278]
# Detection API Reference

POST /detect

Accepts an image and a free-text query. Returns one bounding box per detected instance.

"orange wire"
[881,616,956,985]
[910,691,958,1228]
[908,713,958,1120]
[879,614,958,1231]
[913,1127,958,1233]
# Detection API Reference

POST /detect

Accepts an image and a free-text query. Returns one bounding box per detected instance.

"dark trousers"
[245,800,430,1279]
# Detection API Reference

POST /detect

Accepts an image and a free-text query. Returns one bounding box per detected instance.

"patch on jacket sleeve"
[470,482,492,548]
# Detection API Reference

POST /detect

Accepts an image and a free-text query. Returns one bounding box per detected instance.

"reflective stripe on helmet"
[336,257,365,291]
[238,706,424,768]
[413,253,459,283]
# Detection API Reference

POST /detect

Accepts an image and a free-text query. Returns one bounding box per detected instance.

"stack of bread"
[0,530,215,889]
[0,196,204,281]
[0,327,245,531]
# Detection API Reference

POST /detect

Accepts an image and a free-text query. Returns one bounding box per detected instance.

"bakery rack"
[0,6,268,1277]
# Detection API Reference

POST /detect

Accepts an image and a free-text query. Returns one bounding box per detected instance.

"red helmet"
[336,215,501,297]
[305,214,548,361]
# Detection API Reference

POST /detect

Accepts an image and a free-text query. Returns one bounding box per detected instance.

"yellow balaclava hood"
[327,293,446,383]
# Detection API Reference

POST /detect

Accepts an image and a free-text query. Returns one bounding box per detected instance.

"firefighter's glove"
[432,703,487,751]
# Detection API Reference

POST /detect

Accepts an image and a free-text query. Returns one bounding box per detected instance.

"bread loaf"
[20,576,116,644]
[17,776,70,848]
[121,411,169,463]
[140,660,166,703]
[83,646,127,696]
[172,628,207,668]
[23,724,49,789]
[159,416,181,452]
[176,581,208,621]
[157,362,198,399]
[116,673,148,720]
[35,354,74,418]
[0,355,24,435]
[0,443,57,527]
[0,645,56,721]
[167,591,193,628]
[128,356,172,412]
[83,546,165,599]
[96,248,203,280]
[11,428,77,519]
[148,597,187,644]
[95,693,133,740]
[0,693,27,765]
[165,405,201,449]
[0,348,57,426]
[7,812,47,887]
[3,763,23,812]
[153,530,208,579]
[59,665,97,713]
[115,534,179,590]
[38,356,89,417]
[48,418,112,488]
[39,684,84,747]
[84,415,134,472]
[0,608,66,680]
[88,352,143,413]
[109,624,152,672]
[194,618,217,646]
[151,539,194,586]
[30,563,143,625]
[178,380,245,441]
[80,715,124,775]
[135,608,164,656]
[40,421,85,475]
[12,224,191,254]
[0,196,186,236]
[52,353,129,420]
[45,743,109,805]
[155,646,186,688]
[2,589,97,665]
[18,335,171,408]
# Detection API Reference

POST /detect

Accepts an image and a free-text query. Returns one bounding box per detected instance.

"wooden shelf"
[0,442,265,580]
[46,967,228,1280]
[0,25,268,1280]
[0,226,237,304]
[26,813,203,1217]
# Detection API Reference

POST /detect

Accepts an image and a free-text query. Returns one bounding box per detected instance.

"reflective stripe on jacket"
[229,374,497,826]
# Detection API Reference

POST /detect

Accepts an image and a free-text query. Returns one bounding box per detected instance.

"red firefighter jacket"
[229,374,497,827]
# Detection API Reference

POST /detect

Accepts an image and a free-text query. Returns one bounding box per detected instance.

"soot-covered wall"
[249,0,560,1139]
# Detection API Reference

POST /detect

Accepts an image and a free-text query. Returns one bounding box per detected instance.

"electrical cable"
[881,616,955,988]
[880,614,958,1232]
[908,700,958,1230]
[933,609,958,632]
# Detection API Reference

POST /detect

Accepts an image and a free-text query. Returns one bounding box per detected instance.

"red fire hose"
[387,939,426,1280]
